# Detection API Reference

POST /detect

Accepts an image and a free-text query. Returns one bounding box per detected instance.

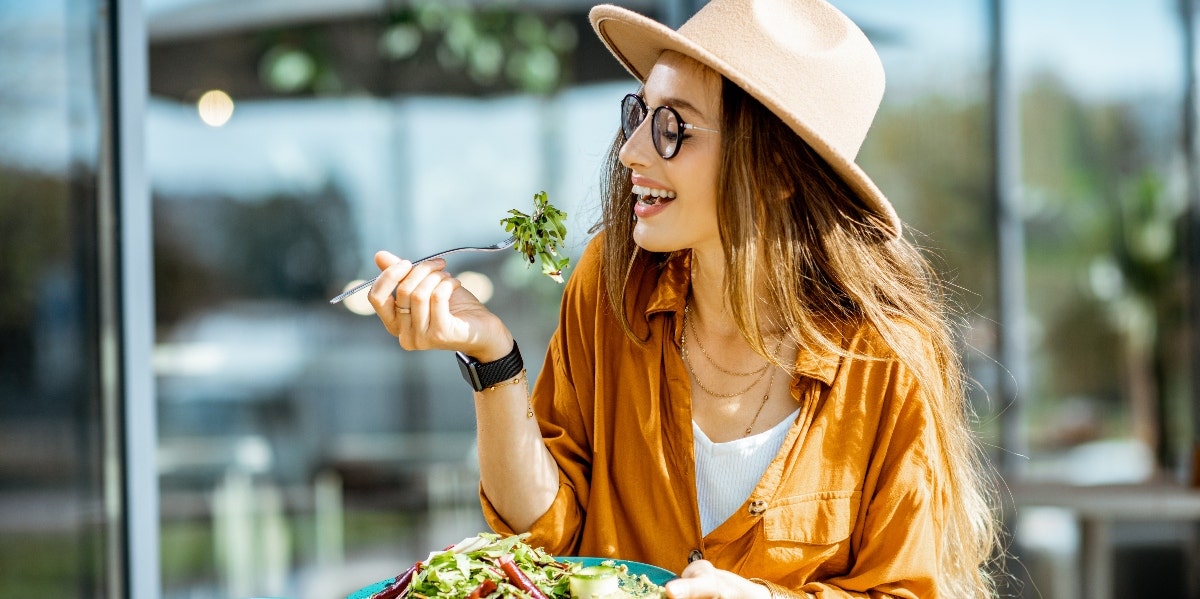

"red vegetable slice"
[496,554,550,599]
[367,562,420,599]
[467,578,499,599]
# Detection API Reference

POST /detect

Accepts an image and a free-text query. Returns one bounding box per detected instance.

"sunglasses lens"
[620,95,645,140]
[652,108,681,159]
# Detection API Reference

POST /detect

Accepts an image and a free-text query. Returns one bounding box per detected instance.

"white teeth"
[632,184,676,202]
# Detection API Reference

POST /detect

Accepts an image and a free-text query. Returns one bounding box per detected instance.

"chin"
[632,228,682,254]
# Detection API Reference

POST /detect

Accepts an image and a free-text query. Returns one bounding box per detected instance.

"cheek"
[677,147,720,192]
[690,168,722,223]
[698,193,722,229]
[695,149,722,200]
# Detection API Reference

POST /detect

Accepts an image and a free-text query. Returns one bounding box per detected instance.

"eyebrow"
[638,91,712,120]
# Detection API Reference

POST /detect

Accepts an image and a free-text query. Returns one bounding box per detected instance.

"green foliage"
[383,0,576,95]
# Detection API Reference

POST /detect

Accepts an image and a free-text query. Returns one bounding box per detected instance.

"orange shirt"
[482,236,947,598]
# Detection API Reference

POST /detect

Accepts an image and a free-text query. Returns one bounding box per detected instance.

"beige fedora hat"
[590,0,901,238]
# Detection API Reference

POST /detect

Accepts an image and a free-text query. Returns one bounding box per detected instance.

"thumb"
[664,560,717,599]
[679,559,718,579]
[374,250,402,270]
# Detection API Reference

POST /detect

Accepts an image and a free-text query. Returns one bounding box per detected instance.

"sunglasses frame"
[621,93,719,159]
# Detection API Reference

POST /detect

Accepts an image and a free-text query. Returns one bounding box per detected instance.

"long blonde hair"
[596,77,1002,597]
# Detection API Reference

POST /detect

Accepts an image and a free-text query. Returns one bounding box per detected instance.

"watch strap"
[458,341,523,391]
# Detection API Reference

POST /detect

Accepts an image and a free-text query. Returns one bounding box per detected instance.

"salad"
[364,533,665,599]
[501,191,569,283]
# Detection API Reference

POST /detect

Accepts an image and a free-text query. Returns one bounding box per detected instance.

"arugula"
[404,533,573,598]
[501,191,569,283]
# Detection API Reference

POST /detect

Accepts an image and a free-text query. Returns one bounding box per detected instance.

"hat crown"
[674,0,884,159]
[590,0,900,237]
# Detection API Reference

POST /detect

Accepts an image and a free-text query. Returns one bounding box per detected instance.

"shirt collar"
[642,250,840,386]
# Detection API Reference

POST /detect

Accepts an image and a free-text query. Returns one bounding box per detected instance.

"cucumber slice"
[569,565,621,598]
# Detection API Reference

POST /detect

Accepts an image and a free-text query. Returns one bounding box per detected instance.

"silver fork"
[329,235,518,304]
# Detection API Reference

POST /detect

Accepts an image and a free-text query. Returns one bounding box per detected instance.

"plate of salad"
[347,533,673,599]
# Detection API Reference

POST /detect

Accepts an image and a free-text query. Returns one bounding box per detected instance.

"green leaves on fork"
[501,190,569,283]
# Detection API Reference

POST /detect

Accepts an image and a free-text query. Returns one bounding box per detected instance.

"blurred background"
[2,0,1200,597]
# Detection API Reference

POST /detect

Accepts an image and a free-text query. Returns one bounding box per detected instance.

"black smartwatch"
[456,341,524,392]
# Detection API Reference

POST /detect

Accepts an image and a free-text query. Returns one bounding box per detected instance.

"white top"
[693,409,799,536]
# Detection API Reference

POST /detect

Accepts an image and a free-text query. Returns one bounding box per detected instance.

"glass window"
[1010,0,1189,482]
[146,1,651,596]
[0,1,113,597]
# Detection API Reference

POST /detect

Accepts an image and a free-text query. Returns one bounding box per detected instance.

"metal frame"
[1180,0,1200,592]
[988,0,1029,477]
[107,0,160,596]
[1183,0,1200,485]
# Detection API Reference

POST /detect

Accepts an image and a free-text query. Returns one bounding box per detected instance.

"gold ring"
[396,306,411,314]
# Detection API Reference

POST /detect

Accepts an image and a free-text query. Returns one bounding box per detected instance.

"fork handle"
[328,246,478,304]
[329,275,382,304]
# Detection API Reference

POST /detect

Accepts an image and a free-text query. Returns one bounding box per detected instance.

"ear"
[770,153,795,199]
[772,161,795,201]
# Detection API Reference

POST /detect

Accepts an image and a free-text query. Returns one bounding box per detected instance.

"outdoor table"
[1011,481,1200,599]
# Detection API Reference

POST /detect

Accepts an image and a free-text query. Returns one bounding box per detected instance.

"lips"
[631,184,676,220]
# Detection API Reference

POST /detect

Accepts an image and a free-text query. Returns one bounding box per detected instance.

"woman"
[368,0,1001,597]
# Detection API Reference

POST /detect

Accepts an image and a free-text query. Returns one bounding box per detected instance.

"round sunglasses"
[620,93,719,159]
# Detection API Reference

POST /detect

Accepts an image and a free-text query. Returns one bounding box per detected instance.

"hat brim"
[590,5,901,238]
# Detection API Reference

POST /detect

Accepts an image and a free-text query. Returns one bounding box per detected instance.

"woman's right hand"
[370,251,558,533]
[368,251,513,361]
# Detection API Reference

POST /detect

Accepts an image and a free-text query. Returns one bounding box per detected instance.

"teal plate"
[346,557,676,598]
[347,577,392,599]
[558,557,677,587]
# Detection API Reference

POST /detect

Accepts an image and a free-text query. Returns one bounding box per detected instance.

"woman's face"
[619,52,723,255]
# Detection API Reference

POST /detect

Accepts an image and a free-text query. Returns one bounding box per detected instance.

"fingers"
[366,254,468,350]
[404,266,457,345]
[665,579,704,599]
[679,560,717,577]
[427,272,463,336]
[392,258,447,314]
[664,561,771,599]
[367,253,410,334]
[665,561,716,599]
[366,254,445,336]
[667,559,710,597]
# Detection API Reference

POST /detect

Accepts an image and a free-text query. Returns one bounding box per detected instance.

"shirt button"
[748,500,767,515]
[688,549,704,563]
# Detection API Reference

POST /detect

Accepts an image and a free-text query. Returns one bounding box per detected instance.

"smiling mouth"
[632,184,676,206]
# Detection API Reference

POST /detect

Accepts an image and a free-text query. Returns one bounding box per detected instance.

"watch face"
[457,351,483,391]
[455,343,522,392]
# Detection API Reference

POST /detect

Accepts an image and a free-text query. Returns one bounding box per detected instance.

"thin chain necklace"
[681,306,774,398]
[744,365,780,437]
[680,304,787,435]
[682,339,770,398]
[685,304,770,377]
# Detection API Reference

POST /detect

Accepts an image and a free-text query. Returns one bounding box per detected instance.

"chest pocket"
[763,490,858,545]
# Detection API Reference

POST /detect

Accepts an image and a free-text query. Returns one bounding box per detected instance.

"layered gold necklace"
[680,304,786,436]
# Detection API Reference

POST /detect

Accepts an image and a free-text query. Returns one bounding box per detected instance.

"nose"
[618,116,657,169]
